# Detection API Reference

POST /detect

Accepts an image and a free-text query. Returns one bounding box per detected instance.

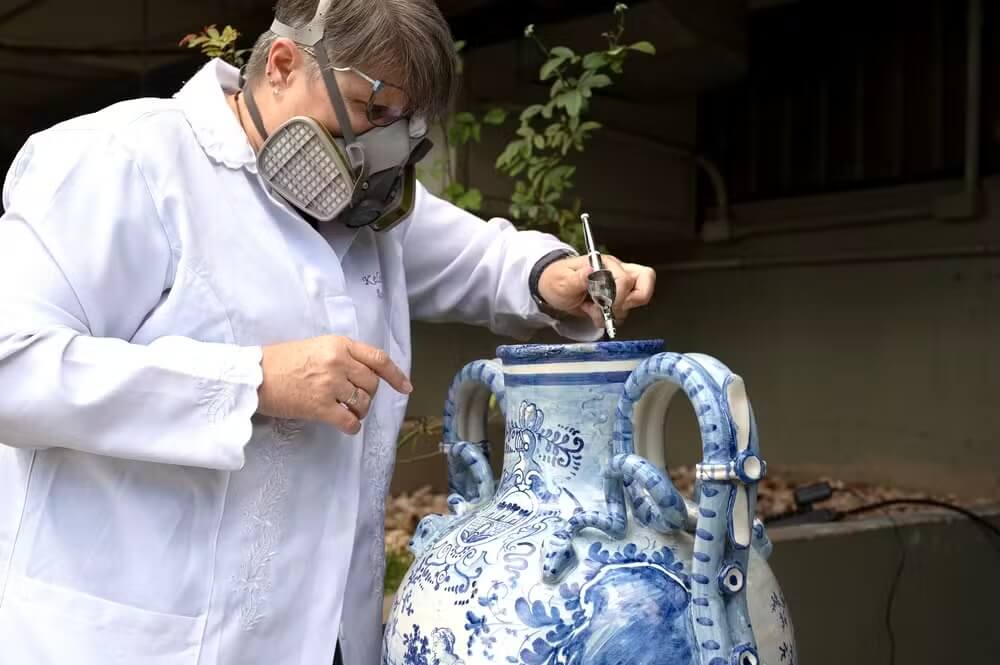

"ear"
[266,38,305,90]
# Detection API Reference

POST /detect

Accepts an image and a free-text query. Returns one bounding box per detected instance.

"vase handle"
[612,352,765,665]
[440,359,506,516]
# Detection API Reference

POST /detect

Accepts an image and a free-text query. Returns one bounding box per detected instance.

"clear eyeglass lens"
[368,83,409,127]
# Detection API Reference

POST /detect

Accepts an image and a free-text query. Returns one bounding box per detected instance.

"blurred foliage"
[179,24,251,68]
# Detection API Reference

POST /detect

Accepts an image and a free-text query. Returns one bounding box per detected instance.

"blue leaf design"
[558,583,578,599]
[515,598,560,628]
[521,638,554,664]
[546,622,572,642]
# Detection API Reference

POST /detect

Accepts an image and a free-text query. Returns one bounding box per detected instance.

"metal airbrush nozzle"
[580,213,617,339]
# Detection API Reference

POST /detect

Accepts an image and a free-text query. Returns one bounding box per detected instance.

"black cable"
[834,498,1000,550]
[769,490,999,665]
[881,512,905,665]
[835,496,1000,665]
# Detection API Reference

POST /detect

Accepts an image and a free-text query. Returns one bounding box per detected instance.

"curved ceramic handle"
[440,359,506,515]
[613,352,764,665]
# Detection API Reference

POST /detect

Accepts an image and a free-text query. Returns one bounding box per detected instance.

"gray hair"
[245,0,458,121]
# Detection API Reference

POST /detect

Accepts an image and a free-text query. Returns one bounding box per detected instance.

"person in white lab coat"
[0,1,655,664]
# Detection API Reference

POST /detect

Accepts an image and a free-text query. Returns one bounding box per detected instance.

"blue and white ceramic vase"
[383,341,796,665]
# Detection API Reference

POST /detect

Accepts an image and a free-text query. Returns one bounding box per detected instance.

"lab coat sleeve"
[0,130,262,470]
[401,183,601,341]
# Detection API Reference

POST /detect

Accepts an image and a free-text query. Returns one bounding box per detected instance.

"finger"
[346,360,380,398]
[325,403,362,435]
[623,265,656,308]
[348,340,412,394]
[337,380,372,419]
[601,256,636,318]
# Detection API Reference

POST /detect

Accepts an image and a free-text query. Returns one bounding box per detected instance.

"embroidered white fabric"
[235,418,303,631]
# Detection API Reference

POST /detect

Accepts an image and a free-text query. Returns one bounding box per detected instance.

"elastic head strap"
[268,0,359,152]
[241,86,270,142]
[269,0,333,46]
[311,45,359,149]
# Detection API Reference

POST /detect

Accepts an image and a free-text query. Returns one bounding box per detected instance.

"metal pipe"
[730,206,930,240]
[695,155,730,222]
[0,0,44,28]
[965,0,983,198]
[655,244,1000,273]
[0,39,181,57]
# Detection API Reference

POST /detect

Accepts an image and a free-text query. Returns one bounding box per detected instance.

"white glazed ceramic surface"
[383,342,796,665]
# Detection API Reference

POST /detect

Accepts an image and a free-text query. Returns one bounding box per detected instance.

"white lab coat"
[0,59,595,665]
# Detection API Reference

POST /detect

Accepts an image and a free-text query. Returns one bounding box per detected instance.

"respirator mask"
[241,0,433,231]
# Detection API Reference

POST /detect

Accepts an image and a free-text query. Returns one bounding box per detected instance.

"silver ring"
[346,387,361,408]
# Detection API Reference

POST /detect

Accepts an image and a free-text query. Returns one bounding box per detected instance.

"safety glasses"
[300,46,409,128]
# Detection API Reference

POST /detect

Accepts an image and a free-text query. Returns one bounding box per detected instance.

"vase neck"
[497,356,643,500]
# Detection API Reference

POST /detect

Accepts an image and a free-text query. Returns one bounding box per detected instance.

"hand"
[537,255,656,329]
[257,336,412,434]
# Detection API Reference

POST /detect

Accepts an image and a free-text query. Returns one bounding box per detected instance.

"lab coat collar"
[175,59,257,174]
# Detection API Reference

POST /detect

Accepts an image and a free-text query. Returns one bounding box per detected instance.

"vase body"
[383,341,796,665]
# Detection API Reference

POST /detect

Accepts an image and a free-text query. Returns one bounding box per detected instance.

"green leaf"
[454,111,476,125]
[531,168,547,189]
[384,551,414,594]
[454,40,467,53]
[483,108,508,125]
[541,102,555,119]
[534,135,546,150]
[565,91,583,117]
[550,46,575,60]
[540,56,566,81]
[495,141,521,168]
[586,74,612,89]
[520,104,545,122]
[579,121,602,132]
[472,124,482,143]
[630,41,657,55]
[456,189,483,211]
[583,53,608,70]
[528,161,547,181]
[516,126,535,139]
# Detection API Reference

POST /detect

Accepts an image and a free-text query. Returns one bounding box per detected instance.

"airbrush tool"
[580,213,617,339]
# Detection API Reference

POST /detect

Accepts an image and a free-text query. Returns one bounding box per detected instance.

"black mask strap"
[312,45,362,164]
[241,84,270,142]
